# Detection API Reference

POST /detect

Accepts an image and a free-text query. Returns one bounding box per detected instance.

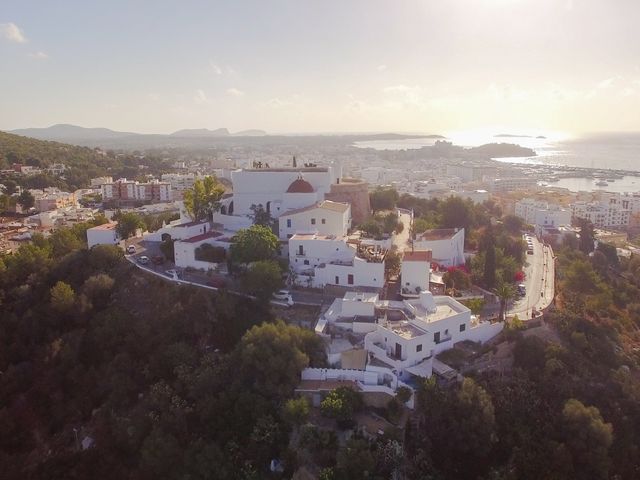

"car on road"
[138,255,149,265]
[126,245,136,254]
[152,255,165,265]
[273,289,294,306]
[517,283,526,296]
[165,269,181,280]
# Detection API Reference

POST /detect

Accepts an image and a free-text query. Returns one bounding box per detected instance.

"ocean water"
[354,131,640,172]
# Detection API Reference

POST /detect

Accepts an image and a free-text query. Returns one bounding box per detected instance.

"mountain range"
[7,124,435,149]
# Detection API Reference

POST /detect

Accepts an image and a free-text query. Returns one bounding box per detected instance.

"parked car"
[517,283,526,296]
[152,255,165,265]
[273,289,294,306]
[138,255,149,265]
[126,245,136,254]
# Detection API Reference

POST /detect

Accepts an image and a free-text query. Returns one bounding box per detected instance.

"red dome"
[286,178,315,193]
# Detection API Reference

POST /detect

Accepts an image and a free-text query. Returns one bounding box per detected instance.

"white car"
[165,269,180,280]
[273,289,294,306]
[138,255,149,265]
[126,245,136,254]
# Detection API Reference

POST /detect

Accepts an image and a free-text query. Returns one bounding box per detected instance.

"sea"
[354,131,640,193]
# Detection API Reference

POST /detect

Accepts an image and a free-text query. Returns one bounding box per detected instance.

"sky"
[1,0,640,136]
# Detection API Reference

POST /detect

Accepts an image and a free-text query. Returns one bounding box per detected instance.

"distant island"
[495,133,547,140]
[468,142,536,158]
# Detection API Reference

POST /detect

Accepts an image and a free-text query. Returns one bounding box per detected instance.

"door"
[395,343,402,359]
[434,331,440,344]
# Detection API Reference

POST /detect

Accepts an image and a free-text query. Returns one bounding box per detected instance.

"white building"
[321,291,503,379]
[289,233,385,289]
[414,228,465,267]
[145,220,210,242]
[571,201,630,228]
[400,250,432,296]
[453,189,490,204]
[515,198,572,229]
[86,222,120,248]
[278,200,351,240]
[173,230,233,270]
[601,192,640,226]
[488,177,539,193]
[90,176,113,188]
[228,162,342,218]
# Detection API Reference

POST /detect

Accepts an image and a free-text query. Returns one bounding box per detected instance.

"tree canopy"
[230,225,279,265]
[183,176,225,222]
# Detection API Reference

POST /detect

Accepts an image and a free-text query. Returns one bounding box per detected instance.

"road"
[509,235,555,319]
[126,238,337,308]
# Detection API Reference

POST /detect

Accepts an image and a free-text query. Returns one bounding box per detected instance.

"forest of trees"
[0,223,327,479]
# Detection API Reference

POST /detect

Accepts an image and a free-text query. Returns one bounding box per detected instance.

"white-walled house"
[289,234,385,289]
[321,291,503,379]
[145,220,211,242]
[278,200,351,240]
[414,228,465,267]
[173,231,233,269]
[86,222,120,248]
[400,250,432,296]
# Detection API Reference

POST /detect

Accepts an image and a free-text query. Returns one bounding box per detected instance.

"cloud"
[376,64,388,72]
[147,93,160,102]
[0,22,27,43]
[28,51,48,59]
[597,77,619,89]
[194,89,211,105]
[209,61,222,75]
[226,87,244,97]
[621,88,636,97]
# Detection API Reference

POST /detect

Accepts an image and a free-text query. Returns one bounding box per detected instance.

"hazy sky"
[1,0,639,135]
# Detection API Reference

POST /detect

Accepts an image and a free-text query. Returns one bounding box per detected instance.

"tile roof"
[181,231,224,243]
[403,250,433,262]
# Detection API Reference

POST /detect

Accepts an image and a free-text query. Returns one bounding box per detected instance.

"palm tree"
[495,282,516,321]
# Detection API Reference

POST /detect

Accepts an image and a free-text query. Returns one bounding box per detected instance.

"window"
[321,218,326,224]
[445,329,449,335]
[298,245,304,255]
[335,276,339,284]
[416,344,422,352]
[286,219,291,228]
[348,274,354,285]
[311,218,316,225]
[459,324,466,332]
[304,260,309,265]
[287,234,292,239]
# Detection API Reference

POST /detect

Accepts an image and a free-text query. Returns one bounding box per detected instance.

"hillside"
[0,131,171,190]
[0,130,109,170]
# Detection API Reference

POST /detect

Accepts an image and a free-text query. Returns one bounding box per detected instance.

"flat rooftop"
[403,250,432,262]
[388,321,426,339]
[244,167,329,173]
[420,228,461,241]
[181,231,224,243]
[291,233,342,241]
[89,222,117,231]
